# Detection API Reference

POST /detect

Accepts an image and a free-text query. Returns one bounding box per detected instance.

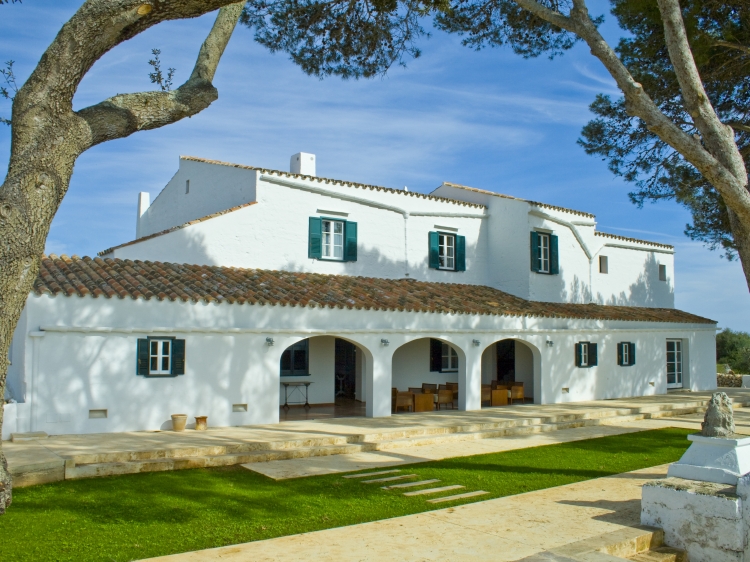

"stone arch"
[480,338,542,404]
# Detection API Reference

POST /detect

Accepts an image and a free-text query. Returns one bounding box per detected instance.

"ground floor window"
[575,342,597,368]
[617,342,636,366]
[430,339,459,372]
[281,340,309,376]
[137,337,186,376]
[442,343,458,372]
[666,339,682,387]
[149,339,172,374]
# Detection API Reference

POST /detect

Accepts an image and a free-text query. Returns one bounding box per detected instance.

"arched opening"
[279,336,369,421]
[391,337,465,414]
[480,338,538,407]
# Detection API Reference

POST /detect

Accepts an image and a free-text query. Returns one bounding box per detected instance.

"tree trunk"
[0,0,245,514]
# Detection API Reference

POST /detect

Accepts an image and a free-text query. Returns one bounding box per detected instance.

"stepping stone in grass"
[427,490,489,504]
[382,479,440,490]
[362,474,418,484]
[342,469,401,479]
[403,485,465,497]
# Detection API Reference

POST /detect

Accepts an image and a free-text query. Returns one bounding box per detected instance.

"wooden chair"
[446,382,459,400]
[408,387,424,395]
[422,383,438,394]
[491,389,509,407]
[395,392,414,412]
[437,389,454,410]
[481,385,491,406]
[414,393,434,412]
[510,385,524,404]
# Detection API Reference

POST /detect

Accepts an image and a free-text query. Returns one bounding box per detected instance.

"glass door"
[666,339,683,389]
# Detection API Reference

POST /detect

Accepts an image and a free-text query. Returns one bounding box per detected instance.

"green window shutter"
[589,343,598,367]
[530,232,540,272]
[172,339,186,375]
[137,339,149,375]
[617,342,623,366]
[430,339,442,372]
[629,343,636,366]
[308,217,322,259]
[549,234,559,275]
[428,232,440,269]
[456,235,466,271]
[344,221,358,262]
[574,343,582,368]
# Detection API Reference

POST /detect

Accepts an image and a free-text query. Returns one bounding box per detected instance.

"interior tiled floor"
[279,397,366,421]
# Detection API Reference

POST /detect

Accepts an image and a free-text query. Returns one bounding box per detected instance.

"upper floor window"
[530,231,559,275]
[575,341,598,368]
[658,264,667,281]
[428,231,466,272]
[599,255,608,274]
[137,337,186,377]
[322,219,344,260]
[309,217,357,262]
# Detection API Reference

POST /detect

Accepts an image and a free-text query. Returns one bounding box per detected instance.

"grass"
[0,427,692,561]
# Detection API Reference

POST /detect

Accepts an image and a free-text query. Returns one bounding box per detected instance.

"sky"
[0,1,747,331]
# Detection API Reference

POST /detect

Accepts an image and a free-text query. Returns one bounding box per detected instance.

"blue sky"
[1,1,747,330]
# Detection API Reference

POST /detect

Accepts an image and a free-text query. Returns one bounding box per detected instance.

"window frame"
[658,264,667,282]
[280,339,310,377]
[666,339,683,387]
[538,233,550,274]
[441,342,459,372]
[438,232,456,271]
[599,255,608,274]
[321,219,345,261]
[622,343,629,365]
[148,338,173,376]
[580,342,589,367]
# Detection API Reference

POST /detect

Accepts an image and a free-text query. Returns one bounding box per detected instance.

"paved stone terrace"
[6,389,750,487]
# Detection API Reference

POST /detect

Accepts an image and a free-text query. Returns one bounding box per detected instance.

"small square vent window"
[89,409,108,419]
[232,403,248,413]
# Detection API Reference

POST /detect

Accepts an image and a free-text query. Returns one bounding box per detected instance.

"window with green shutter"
[575,342,597,368]
[531,231,559,275]
[617,342,636,366]
[308,217,322,259]
[344,221,357,262]
[428,231,465,272]
[137,337,186,377]
[310,217,357,262]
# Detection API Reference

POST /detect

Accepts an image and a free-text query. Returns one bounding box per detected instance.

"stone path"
[144,464,671,561]
[352,468,488,504]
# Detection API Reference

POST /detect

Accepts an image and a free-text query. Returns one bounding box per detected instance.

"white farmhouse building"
[3,153,716,438]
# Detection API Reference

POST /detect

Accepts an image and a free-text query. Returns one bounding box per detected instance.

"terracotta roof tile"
[33,256,714,325]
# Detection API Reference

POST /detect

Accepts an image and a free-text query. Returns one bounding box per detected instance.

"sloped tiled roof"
[98,202,257,256]
[595,231,674,250]
[33,255,714,324]
[437,182,597,219]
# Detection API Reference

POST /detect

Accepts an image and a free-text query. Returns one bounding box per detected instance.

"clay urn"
[195,416,208,431]
[171,414,188,431]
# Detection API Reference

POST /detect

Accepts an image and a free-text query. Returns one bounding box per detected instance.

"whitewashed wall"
[4,291,715,438]
[138,158,258,237]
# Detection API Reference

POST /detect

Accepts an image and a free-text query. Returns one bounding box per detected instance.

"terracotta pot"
[195,416,208,431]
[171,414,188,431]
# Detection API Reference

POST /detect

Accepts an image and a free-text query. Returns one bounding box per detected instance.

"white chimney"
[290,152,316,177]
[136,192,150,239]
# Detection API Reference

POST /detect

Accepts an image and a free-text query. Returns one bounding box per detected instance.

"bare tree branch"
[76,2,244,148]
[712,39,750,55]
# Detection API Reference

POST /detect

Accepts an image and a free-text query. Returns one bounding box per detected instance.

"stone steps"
[57,397,744,482]
[629,547,687,562]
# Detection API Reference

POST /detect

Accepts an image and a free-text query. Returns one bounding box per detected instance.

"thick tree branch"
[712,39,750,55]
[76,2,244,147]
[512,0,750,227]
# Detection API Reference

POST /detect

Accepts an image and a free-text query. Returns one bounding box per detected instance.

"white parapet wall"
[642,476,750,561]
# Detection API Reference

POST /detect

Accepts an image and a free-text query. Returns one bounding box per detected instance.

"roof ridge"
[594,230,674,249]
[35,255,714,325]
[438,181,596,219]
[180,155,486,209]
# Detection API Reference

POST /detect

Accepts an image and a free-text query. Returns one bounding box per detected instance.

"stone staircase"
[59,397,734,481]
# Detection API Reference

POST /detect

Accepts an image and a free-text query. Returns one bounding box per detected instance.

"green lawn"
[0,428,692,561]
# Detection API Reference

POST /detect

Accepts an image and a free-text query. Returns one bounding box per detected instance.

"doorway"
[497,340,516,382]
[666,339,683,389]
[335,338,357,399]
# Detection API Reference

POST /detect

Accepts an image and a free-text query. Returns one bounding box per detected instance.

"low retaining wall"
[642,476,750,561]
[718,374,744,388]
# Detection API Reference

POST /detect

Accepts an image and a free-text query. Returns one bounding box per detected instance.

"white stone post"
[459,343,482,411]
[366,344,392,418]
